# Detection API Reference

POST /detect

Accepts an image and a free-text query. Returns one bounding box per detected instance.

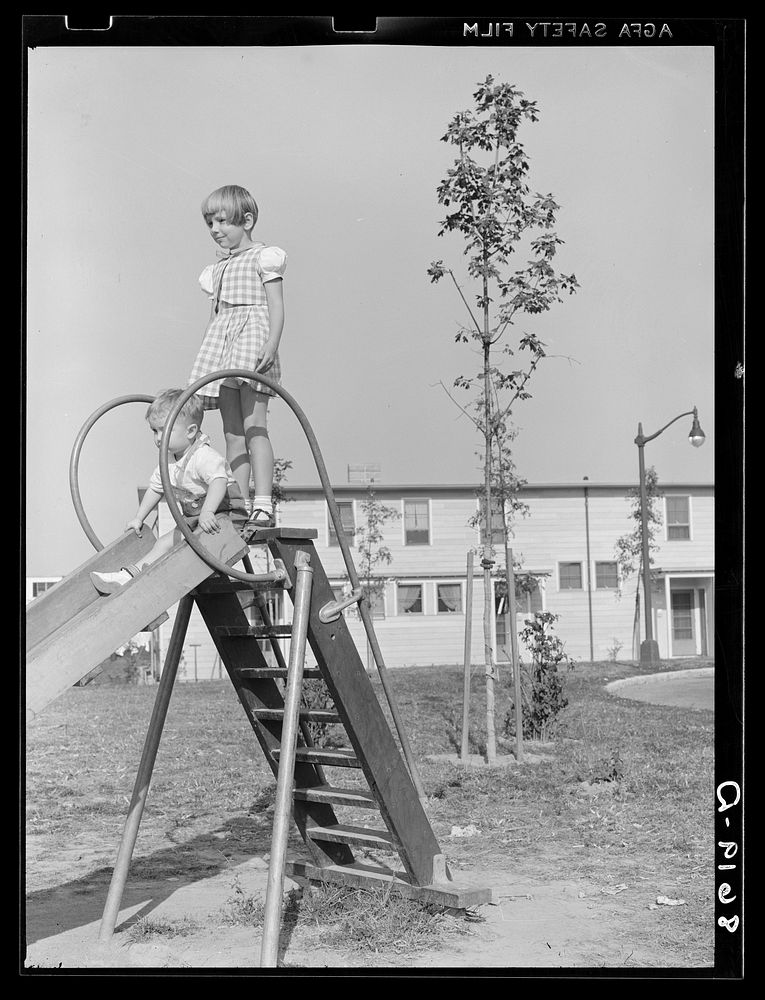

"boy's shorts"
[173,488,248,530]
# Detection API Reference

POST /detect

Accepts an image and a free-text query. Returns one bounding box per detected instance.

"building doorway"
[670,589,696,657]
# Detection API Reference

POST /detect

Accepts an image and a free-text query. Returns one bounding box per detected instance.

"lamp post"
[635,407,705,667]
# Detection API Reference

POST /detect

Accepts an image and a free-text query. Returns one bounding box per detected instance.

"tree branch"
[489,307,518,345]
[447,269,483,335]
[493,354,544,424]
[435,379,483,431]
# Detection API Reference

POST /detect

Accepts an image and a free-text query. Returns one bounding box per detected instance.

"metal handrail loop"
[69,394,155,551]
[69,372,426,797]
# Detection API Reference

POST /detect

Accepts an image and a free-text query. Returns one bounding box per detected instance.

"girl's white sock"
[252,495,273,514]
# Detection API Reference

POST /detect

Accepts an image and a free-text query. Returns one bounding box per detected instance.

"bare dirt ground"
[25,835,683,971]
[24,758,710,973]
[23,668,714,973]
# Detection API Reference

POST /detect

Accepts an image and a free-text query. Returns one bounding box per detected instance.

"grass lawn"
[25,656,715,966]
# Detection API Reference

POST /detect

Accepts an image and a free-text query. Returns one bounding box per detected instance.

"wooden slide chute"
[25,518,248,721]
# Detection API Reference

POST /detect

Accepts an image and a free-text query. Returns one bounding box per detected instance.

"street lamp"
[634,407,705,667]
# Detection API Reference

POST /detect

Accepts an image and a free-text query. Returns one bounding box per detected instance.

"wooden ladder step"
[284,860,494,909]
[215,625,293,638]
[293,784,376,807]
[307,823,396,850]
[273,747,360,767]
[236,666,324,680]
[254,708,341,723]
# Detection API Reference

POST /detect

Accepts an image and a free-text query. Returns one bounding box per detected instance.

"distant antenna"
[347,463,381,484]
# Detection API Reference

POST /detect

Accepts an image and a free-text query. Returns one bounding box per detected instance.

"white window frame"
[365,584,387,620]
[26,577,61,602]
[401,497,432,547]
[594,560,620,590]
[558,561,584,591]
[329,581,349,603]
[513,574,546,615]
[361,580,387,620]
[475,495,505,546]
[665,494,693,542]
[395,579,426,616]
[331,579,386,620]
[435,580,464,615]
[327,499,356,548]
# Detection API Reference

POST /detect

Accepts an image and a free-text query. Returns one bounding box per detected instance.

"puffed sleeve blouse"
[198,245,287,304]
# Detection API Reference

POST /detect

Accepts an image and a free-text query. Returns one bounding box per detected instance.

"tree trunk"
[504,544,524,761]
[482,265,496,763]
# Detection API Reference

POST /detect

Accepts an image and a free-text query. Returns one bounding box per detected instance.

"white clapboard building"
[141,479,713,679]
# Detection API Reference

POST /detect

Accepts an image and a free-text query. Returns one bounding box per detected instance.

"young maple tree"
[429,75,579,760]
[339,487,401,671]
[615,465,664,586]
[615,466,664,656]
[355,487,401,619]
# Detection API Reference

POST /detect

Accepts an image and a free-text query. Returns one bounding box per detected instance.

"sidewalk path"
[605,668,714,711]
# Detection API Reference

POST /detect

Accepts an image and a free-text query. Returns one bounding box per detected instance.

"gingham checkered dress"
[189,243,286,408]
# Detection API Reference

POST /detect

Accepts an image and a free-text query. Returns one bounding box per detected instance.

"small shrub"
[127,916,199,941]
[582,747,624,784]
[504,611,574,741]
[220,877,266,926]
[427,772,465,800]
[88,642,150,686]
[442,706,462,753]
[294,882,468,953]
[607,637,624,662]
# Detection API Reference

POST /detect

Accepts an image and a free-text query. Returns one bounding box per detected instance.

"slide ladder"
[27,373,490,964]
[97,527,490,962]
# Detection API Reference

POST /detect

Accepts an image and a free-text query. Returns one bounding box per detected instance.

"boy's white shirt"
[148,433,236,497]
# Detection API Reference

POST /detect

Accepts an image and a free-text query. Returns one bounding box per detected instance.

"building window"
[365,586,386,620]
[32,580,56,598]
[329,581,382,619]
[514,576,544,615]
[559,562,583,590]
[404,500,430,545]
[479,496,505,545]
[595,561,619,590]
[437,583,462,614]
[397,583,423,615]
[328,501,355,547]
[495,577,543,621]
[666,496,691,540]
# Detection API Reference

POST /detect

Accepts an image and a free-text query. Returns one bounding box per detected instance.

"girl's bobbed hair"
[201,185,259,226]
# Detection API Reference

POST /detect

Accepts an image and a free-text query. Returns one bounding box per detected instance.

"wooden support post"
[260,552,313,968]
[505,547,524,762]
[98,595,193,943]
[461,550,475,763]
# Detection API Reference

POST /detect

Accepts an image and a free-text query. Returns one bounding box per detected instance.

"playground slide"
[25,519,249,721]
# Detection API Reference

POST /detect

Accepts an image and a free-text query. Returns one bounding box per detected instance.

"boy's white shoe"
[90,568,134,594]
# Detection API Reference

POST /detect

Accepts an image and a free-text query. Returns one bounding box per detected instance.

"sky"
[25,38,716,575]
